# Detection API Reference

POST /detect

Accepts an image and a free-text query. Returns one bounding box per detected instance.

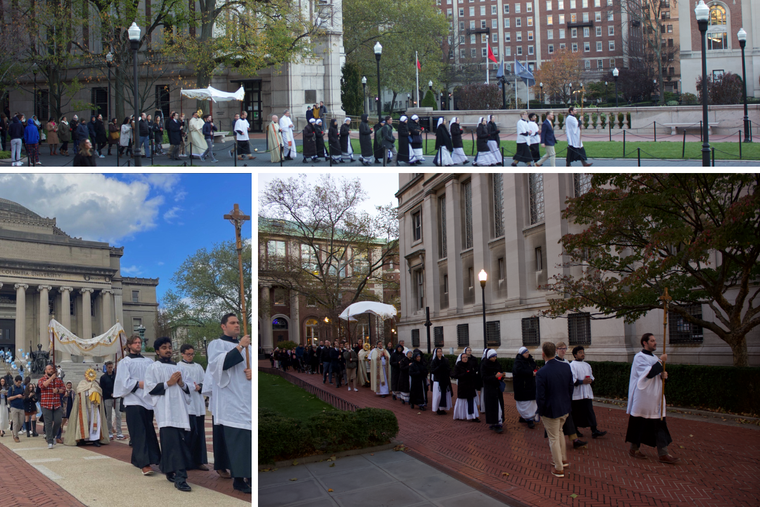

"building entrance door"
[0,319,15,359]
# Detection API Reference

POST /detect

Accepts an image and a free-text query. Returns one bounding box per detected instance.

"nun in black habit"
[480,349,505,433]
[433,117,453,166]
[339,118,354,162]
[408,351,428,410]
[430,348,453,414]
[358,114,373,166]
[328,118,342,163]
[315,119,329,159]
[301,118,318,163]
[396,116,410,164]
[473,117,497,166]
[373,117,386,163]
[451,352,480,422]
[390,344,405,400]
[398,350,412,404]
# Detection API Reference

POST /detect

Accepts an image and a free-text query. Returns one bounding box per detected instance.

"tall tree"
[259,175,399,334]
[340,62,363,116]
[543,174,760,367]
[532,48,582,105]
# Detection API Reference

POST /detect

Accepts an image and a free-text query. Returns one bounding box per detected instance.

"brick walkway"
[0,441,87,507]
[260,361,760,507]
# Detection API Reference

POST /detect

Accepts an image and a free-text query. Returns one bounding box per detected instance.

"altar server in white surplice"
[202,313,252,494]
[113,334,160,475]
[177,343,209,470]
[145,337,193,492]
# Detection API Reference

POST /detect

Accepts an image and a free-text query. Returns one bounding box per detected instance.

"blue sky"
[0,173,252,303]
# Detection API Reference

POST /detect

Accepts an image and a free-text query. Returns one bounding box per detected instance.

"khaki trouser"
[10,407,24,439]
[104,398,123,436]
[537,145,556,166]
[543,413,569,471]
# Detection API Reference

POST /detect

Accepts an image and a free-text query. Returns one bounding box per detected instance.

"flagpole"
[525,61,530,110]
[486,50,489,85]
[415,51,420,107]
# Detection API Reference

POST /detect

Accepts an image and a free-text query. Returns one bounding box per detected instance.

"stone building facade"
[395,173,758,365]
[0,198,158,363]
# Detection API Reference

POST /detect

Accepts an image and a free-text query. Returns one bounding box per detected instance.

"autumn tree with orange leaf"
[531,48,583,106]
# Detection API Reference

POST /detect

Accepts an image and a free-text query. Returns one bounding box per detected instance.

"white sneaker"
[354,388,359,392]
[348,387,351,391]
[99,155,105,158]
[48,443,53,449]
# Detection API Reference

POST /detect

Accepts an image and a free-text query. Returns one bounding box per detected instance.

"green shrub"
[600,113,607,129]
[258,407,399,464]
[421,90,438,110]
[274,340,298,350]
[626,112,632,128]
[681,92,698,105]
[557,113,565,129]
[617,112,625,128]
[666,100,679,106]
[0,150,10,159]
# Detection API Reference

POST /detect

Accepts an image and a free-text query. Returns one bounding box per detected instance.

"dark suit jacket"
[535,358,573,419]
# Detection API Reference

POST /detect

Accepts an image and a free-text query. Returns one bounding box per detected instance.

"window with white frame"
[493,44,498,54]
[608,25,614,36]
[559,28,565,38]
[491,4,497,13]
[571,12,577,22]
[547,29,554,39]
[583,26,589,37]
[412,210,422,241]
[505,18,511,28]
[470,34,476,43]
[528,31,533,40]
[596,25,602,36]
[570,0,575,7]
[504,4,509,13]
[582,0,587,6]
[527,2,532,12]
[505,46,512,56]
[608,40,615,51]
[572,42,578,52]
[528,16,533,26]
[528,173,545,224]
[480,5,485,14]
[492,31,498,41]
[482,47,487,57]
[610,58,615,67]
[558,0,564,8]
[594,0,600,5]
[492,19,498,29]
[459,21,465,29]
[560,42,566,49]
[516,17,521,27]
[481,20,486,28]
[595,11,601,22]
[607,11,613,21]
[597,58,603,68]
[596,41,602,51]
[546,0,552,9]
[460,49,466,58]
[547,15,553,24]
[517,31,522,41]
[460,35,465,43]
[505,31,511,41]
[584,59,591,68]
[459,8,464,15]
[583,12,589,22]
[470,20,475,28]
[517,46,523,55]
[548,43,554,53]
[584,41,590,52]
[481,33,488,43]
[469,6,474,15]
[515,3,520,12]
[528,45,534,55]
[571,28,577,38]
[447,8,452,16]
[470,48,477,58]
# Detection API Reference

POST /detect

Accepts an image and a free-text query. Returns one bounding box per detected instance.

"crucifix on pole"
[224,203,251,369]
[658,287,672,420]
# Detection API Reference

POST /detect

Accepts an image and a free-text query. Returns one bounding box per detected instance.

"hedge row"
[258,407,399,464]
[424,353,760,416]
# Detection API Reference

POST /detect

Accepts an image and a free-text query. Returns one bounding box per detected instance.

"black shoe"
[392,395,397,400]
[166,473,175,483]
[577,430,584,437]
[472,417,481,423]
[518,417,526,423]
[573,439,588,449]
[175,481,191,492]
[592,430,607,439]
[410,404,414,409]
[527,420,535,429]
[93,441,101,447]
[419,406,426,411]
[233,478,252,494]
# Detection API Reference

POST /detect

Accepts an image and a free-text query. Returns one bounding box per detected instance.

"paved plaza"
[259,361,760,507]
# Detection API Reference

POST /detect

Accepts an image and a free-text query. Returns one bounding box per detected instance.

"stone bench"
[660,122,718,136]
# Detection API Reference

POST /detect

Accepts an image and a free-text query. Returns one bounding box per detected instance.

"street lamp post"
[128,22,142,167]
[374,42,383,123]
[695,0,710,166]
[612,68,619,107]
[32,63,38,119]
[738,28,751,142]
[361,76,367,115]
[540,82,543,105]
[478,270,488,350]
[106,52,114,120]
[605,81,608,104]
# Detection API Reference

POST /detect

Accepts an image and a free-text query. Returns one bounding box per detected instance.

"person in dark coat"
[396,116,410,164]
[166,113,183,160]
[381,117,398,165]
[513,346,538,428]
[302,118,318,163]
[429,348,453,415]
[536,341,574,477]
[480,349,505,433]
[408,351,428,410]
[373,117,386,163]
[75,118,90,150]
[451,353,480,422]
[433,117,453,166]
[398,350,412,404]
[73,139,97,166]
[314,119,328,159]
[107,118,120,155]
[87,116,98,148]
[95,114,108,157]
[536,111,557,167]
[327,118,342,163]
[358,114,373,165]
[339,118,354,162]
[486,113,502,164]
[473,117,496,166]
[390,344,405,400]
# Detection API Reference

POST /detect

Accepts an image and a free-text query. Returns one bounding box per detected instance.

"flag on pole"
[417,57,421,70]
[496,58,504,89]
[487,45,498,63]
[514,59,535,86]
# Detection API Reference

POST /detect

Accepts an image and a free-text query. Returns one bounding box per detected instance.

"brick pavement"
[0,440,87,507]
[260,361,760,507]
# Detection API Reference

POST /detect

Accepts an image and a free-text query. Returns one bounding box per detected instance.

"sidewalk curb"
[259,440,402,471]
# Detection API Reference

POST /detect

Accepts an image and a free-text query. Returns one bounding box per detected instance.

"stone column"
[260,286,272,353]
[38,285,52,350]
[289,290,300,345]
[14,284,28,358]
[80,288,94,347]
[113,289,124,329]
[59,287,73,362]
[101,290,113,330]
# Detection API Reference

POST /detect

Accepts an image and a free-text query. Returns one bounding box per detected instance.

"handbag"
[499,380,506,393]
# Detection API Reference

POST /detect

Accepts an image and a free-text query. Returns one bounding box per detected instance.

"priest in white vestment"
[357,342,371,386]
[369,341,391,396]
[279,110,297,159]
[145,337,193,492]
[114,335,161,475]
[188,110,208,157]
[177,344,209,470]
[565,106,592,167]
[63,369,109,447]
[203,313,252,494]
[625,333,680,464]
[569,346,606,438]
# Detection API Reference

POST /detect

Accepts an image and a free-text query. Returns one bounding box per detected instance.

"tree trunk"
[727,334,749,367]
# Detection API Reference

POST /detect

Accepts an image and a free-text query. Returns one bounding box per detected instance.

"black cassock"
[373,121,385,161]
[397,121,410,163]
[451,123,464,149]
[315,125,328,158]
[480,358,505,426]
[328,123,341,158]
[390,347,405,392]
[571,399,597,429]
[339,124,351,153]
[409,360,428,407]
[398,357,411,394]
[359,115,373,158]
[302,124,317,158]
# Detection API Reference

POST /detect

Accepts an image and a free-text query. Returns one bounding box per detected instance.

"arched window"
[272,317,288,330]
[707,5,727,50]
[305,318,319,345]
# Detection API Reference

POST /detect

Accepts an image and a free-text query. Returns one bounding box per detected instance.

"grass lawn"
[296,138,759,161]
[258,371,340,421]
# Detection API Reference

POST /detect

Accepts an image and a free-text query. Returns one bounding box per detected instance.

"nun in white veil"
[449,117,468,165]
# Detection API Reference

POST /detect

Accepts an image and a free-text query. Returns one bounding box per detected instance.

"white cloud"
[163,206,182,223]
[121,265,143,276]
[0,174,165,244]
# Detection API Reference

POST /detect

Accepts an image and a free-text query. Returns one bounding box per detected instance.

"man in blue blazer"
[536,341,574,478]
